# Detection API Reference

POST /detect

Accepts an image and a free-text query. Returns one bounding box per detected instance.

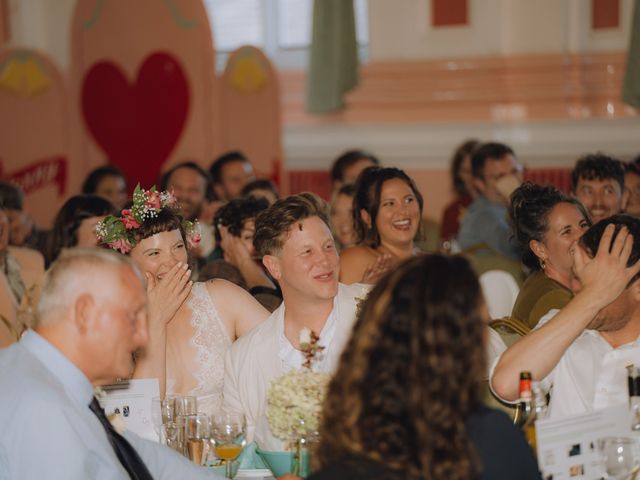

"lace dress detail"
[166,283,231,416]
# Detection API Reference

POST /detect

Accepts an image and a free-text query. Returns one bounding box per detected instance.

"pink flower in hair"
[121,210,141,230]
[145,190,162,210]
[108,239,132,254]
[188,232,202,249]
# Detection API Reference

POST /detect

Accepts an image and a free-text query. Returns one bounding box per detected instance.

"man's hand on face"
[574,224,640,307]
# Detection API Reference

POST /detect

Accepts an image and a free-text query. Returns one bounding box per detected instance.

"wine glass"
[210,413,247,479]
[184,414,211,466]
[597,437,640,479]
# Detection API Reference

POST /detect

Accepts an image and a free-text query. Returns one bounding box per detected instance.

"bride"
[98,186,269,415]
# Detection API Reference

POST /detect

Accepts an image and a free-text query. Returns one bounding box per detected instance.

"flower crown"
[96,184,201,254]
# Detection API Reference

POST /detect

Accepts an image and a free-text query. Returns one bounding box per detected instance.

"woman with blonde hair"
[311,255,540,480]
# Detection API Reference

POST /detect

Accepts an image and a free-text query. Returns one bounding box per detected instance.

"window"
[204,0,369,70]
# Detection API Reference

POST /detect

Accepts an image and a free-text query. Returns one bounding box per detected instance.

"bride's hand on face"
[145,262,192,329]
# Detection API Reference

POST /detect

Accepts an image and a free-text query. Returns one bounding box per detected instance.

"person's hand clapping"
[361,253,393,285]
[145,262,192,331]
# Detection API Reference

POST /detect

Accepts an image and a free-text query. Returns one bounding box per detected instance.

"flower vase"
[290,433,311,478]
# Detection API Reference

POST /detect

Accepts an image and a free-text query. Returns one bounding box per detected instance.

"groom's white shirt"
[223,282,369,450]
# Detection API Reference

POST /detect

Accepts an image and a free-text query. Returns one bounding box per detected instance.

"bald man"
[0,248,223,479]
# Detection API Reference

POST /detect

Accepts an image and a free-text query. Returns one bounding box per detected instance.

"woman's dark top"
[308,406,541,480]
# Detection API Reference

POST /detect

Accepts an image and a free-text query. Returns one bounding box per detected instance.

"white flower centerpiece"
[264,327,331,476]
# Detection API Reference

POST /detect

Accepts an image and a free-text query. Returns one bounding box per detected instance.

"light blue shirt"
[0,330,222,480]
[457,195,521,260]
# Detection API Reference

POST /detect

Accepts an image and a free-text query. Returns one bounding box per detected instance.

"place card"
[535,404,637,479]
[102,378,160,442]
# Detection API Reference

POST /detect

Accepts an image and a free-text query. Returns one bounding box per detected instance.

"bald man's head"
[36,248,149,384]
[36,248,143,327]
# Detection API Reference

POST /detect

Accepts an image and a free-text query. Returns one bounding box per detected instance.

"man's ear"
[262,254,281,280]
[73,293,94,335]
[212,183,225,201]
[621,187,630,212]
[360,209,372,228]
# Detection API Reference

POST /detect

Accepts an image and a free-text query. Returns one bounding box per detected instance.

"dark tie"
[89,397,154,480]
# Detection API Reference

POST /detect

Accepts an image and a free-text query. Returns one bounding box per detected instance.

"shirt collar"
[277,296,338,371]
[21,330,94,407]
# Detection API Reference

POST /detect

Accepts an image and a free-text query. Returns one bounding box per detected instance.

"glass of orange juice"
[210,413,246,478]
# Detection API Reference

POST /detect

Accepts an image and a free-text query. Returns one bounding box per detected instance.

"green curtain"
[623,0,640,107]
[306,0,359,114]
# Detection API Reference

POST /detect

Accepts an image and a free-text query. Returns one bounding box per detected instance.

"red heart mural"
[81,51,189,190]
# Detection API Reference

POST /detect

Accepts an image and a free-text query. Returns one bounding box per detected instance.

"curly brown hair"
[253,192,330,257]
[317,254,486,479]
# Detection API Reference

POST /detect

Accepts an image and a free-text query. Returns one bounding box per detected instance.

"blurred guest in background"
[458,142,523,260]
[625,160,640,218]
[330,183,357,250]
[212,196,280,310]
[312,255,541,480]
[440,139,480,251]
[47,194,116,267]
[0,181,48,256]
[160,161,214,259]
[340,167,423,284]
[329,149,379,192]
[509,183,590,329]
[571,153,627,224]
[241,178,279,205]
[160,161,210,222]
[210,151,256,202]
[81,165,128,210]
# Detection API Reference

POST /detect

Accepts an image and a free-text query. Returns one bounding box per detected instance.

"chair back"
[479,270,520,320]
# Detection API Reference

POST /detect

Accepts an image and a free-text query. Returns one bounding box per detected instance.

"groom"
[223,193,369,450]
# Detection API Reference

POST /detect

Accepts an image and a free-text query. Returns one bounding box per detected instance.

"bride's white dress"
[165,282,231,416]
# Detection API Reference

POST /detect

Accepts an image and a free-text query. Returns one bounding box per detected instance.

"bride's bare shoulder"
[203,278,249,298]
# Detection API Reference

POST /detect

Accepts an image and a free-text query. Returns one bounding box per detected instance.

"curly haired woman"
[310,255,541,480]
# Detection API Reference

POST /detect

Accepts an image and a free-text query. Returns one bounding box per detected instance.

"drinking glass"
[210,413,247,478]
[597,437,640,480]
[175,396,198,416]
[162,421,180,452]
[151,396,176,442]
[184,414,211,466]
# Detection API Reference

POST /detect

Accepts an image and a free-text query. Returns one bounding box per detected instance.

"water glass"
[175,396,198,416]
[598,437,640,480]
[151,396,176,442]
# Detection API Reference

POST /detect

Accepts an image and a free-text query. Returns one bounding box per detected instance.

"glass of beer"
[184,414,211,466]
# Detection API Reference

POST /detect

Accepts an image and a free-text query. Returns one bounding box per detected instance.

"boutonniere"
[355,295,367,319]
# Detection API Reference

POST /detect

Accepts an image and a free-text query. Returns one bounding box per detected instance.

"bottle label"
[519,378,532,401]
